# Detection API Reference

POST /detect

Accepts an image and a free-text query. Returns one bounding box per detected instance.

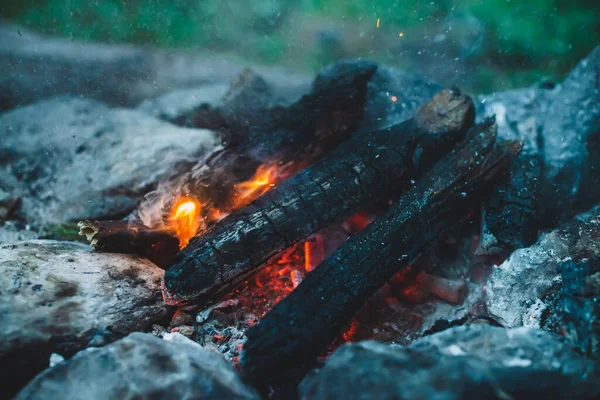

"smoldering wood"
[162,88,476,304]
[142,61,380,220]
[81,63,378,254]
[479,153,541,254]
[240,122,521,386]
[77,220,179,268]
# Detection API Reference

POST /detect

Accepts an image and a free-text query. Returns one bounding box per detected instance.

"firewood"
[77,220,179,268]
[479,153,541,255]
[162,88,476,304]
[136,61,380,223]
[81,62,378,257]
[240,121,521,386]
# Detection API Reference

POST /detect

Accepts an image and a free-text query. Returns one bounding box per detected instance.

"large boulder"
[0,240,172,397]
[300,325,600,400]
[0,96,219,226]
[16,333,259,400]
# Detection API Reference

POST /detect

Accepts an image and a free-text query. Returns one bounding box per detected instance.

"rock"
[137,69,310,128]
[16,333,259,400]
[137,83,230,121]
[0,22,309,111]
[300,325,600,400]
[0,240,172,397]
[485,209,600,334]
[541,45,600,222]
[477,85,555,148]
[0,96,219,226]
[557,257,600,357]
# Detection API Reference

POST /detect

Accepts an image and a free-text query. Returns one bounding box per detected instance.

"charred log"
[162,89,476,304]
[77,220,179,268]
[241,122,520,386]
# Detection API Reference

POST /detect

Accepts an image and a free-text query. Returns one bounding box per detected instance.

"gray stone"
[137,83,230,121]
[485,209,600,329]
[0,22,308,111]
[16,332,259,400]
[300,325,600,400]
[476,85,556,153]
[0,96,219,226]
[0,240,171,396]
[541,45,600,221]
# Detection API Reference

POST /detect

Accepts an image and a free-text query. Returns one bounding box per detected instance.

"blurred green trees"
[2,0,599,92]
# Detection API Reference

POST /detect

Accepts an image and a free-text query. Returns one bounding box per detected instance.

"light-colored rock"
[0,96,219,225]
[300,325,600,400]
[137,83,230,121]
[485,210,600,328]
[0,240,171,396]
[16,333,259,400]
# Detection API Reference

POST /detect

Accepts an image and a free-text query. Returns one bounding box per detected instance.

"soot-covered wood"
[81,62,377,255]
[241,122,521,386]
[480,153,540,254]
[162,89,476,304]
[153,61,380,218]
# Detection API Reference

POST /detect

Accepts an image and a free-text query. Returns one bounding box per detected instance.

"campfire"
[3,28,600,399]
[78,74,521,385]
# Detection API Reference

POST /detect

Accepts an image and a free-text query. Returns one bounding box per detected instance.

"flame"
[169,197,202,249]
[232,164,280,208]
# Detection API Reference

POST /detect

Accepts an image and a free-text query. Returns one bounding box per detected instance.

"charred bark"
[479,153,541,255]
[163,89,475,304]
[77,220,179,268]
[241,122,521,386]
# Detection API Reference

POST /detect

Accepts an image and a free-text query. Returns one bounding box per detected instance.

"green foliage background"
[2,0,599,92]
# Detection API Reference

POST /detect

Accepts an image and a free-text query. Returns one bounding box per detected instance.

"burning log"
[241,121,521,386]
[137,61,379,223]
[81,62,378,255]
[162,88,476,304]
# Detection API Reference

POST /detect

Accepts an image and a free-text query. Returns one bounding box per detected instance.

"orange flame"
[169,197,202,249]
[232,164,279,208]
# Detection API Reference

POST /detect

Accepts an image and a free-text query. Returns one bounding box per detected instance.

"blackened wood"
[77,220,179,268]
[82,63,378,256]
[480,153,541,255]
[162,89,476,304]
[142,61,380,221]
[241,123,520,386]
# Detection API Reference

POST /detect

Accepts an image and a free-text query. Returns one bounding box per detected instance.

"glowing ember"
[232,164,280,208]
[304,235,325,272]
[169,197,202,249]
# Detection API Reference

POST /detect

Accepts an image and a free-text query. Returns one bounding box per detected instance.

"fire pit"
[1,22,599,400]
